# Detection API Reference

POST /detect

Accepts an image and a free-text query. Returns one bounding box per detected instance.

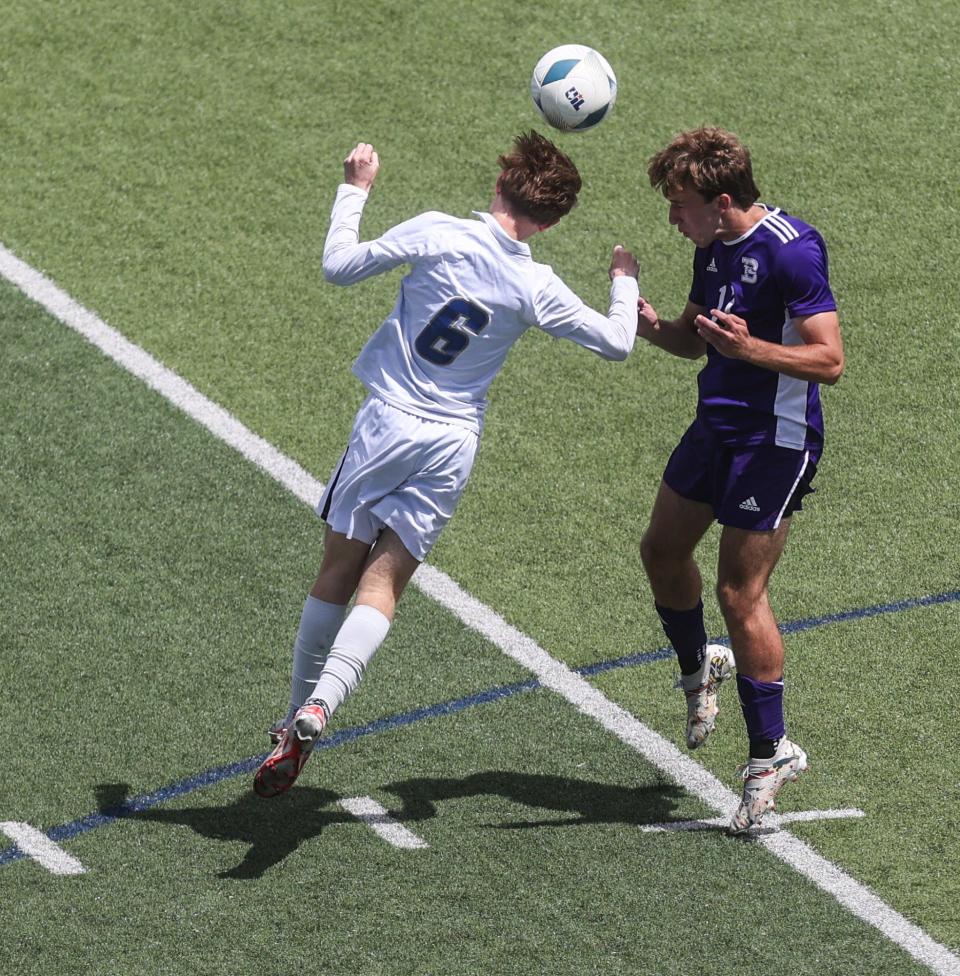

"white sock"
[679,648,710,691]
[285,596,348,722]
[307,604,391,719]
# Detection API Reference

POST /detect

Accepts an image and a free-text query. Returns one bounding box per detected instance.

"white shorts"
[317,396,479,561]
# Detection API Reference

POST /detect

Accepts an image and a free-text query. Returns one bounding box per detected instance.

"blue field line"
[778,589,960,633]
[577,589,960,676]
[0,679,539,868]
[2,588,958,869]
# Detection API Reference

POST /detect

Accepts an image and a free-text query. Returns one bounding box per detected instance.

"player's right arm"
[636,298,707,359]
[322,185,388,284]
[322,141,414,285]
[343,141,379,192]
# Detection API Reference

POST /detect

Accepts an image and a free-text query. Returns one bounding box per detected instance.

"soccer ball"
[530,44,618,133]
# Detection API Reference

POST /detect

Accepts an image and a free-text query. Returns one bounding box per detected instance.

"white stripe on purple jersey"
[688,206,836,457]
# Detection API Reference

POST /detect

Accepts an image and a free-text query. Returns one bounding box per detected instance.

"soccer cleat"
[681,643,736,749]
[253,701,327,798]
[728,737,808,834]
[267,718,290,745]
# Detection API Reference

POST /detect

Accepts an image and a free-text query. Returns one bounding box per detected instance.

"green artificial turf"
[1,0,958,972]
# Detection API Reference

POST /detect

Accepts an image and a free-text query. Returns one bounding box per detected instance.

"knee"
[640,529,670,576]
[715,578,764,623]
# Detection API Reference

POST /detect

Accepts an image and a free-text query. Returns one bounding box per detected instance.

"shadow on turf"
[95,782,357,880]
[94,772,687,877]
[382,771,688,830]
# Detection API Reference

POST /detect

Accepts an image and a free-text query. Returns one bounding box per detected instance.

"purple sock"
[655,600,707,675]
[736,674,786,756]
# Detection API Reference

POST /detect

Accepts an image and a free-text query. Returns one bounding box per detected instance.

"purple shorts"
[663,419,818,531]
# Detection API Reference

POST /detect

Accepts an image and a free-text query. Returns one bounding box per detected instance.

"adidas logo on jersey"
[739,496,761,512]
[706,257,718,272]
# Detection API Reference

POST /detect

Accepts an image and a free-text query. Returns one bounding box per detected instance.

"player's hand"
[609,244,639,280]
[636,296,660,340]
[344,142,380,192]
[695,307,752,358]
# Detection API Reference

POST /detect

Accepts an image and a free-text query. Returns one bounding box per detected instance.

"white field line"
[339,796,429,850]
[0,248,320,508]
[2,241,957,976]
[640,808,866,833]
[0,822,86,875]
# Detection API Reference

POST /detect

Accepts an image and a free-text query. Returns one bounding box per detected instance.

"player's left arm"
[534,264,639,361]
[695,308,844,384]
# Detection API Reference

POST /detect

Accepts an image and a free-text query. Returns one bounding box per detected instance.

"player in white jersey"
[254,132,640,797]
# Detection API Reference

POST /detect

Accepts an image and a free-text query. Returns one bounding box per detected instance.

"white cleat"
[681,643,735,749]
[729,737,808,834]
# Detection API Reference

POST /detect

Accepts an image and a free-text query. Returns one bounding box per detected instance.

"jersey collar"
[472,211,530,255]
[721,204,781,246]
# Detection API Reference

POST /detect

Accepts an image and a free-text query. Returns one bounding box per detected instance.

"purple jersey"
[689,206,836,457]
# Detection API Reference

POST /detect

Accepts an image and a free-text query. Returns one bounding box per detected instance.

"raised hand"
[343,142,380,192]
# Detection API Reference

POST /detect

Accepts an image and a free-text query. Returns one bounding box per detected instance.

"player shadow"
[381,770,687,829]
[94,782,354,879]
[94,771,689,875]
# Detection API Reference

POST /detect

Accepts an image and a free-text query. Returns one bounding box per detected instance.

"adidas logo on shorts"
[739,496,761,512]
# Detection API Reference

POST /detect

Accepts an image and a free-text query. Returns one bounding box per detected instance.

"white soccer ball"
[530,44,618,133]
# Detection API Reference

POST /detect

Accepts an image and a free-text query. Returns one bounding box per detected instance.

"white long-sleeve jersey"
[323,184,638,433]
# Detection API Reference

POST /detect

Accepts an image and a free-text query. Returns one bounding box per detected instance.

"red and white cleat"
[267,718,290,746]
[253,702,327,798]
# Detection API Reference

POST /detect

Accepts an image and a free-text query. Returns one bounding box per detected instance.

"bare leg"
[716,520,791,682]
[641,481,736,749]
[640,481,715,610]
[276,526,418,729]
[306,527,420,718]
[253,528,421,798]
[354,527,422,621]
[309,525,375,605]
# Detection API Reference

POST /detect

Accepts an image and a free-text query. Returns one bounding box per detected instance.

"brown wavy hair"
[648,127,760,209]
[497,130,582,225]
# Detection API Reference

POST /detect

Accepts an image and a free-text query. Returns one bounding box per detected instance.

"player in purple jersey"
[635,127,844,832]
